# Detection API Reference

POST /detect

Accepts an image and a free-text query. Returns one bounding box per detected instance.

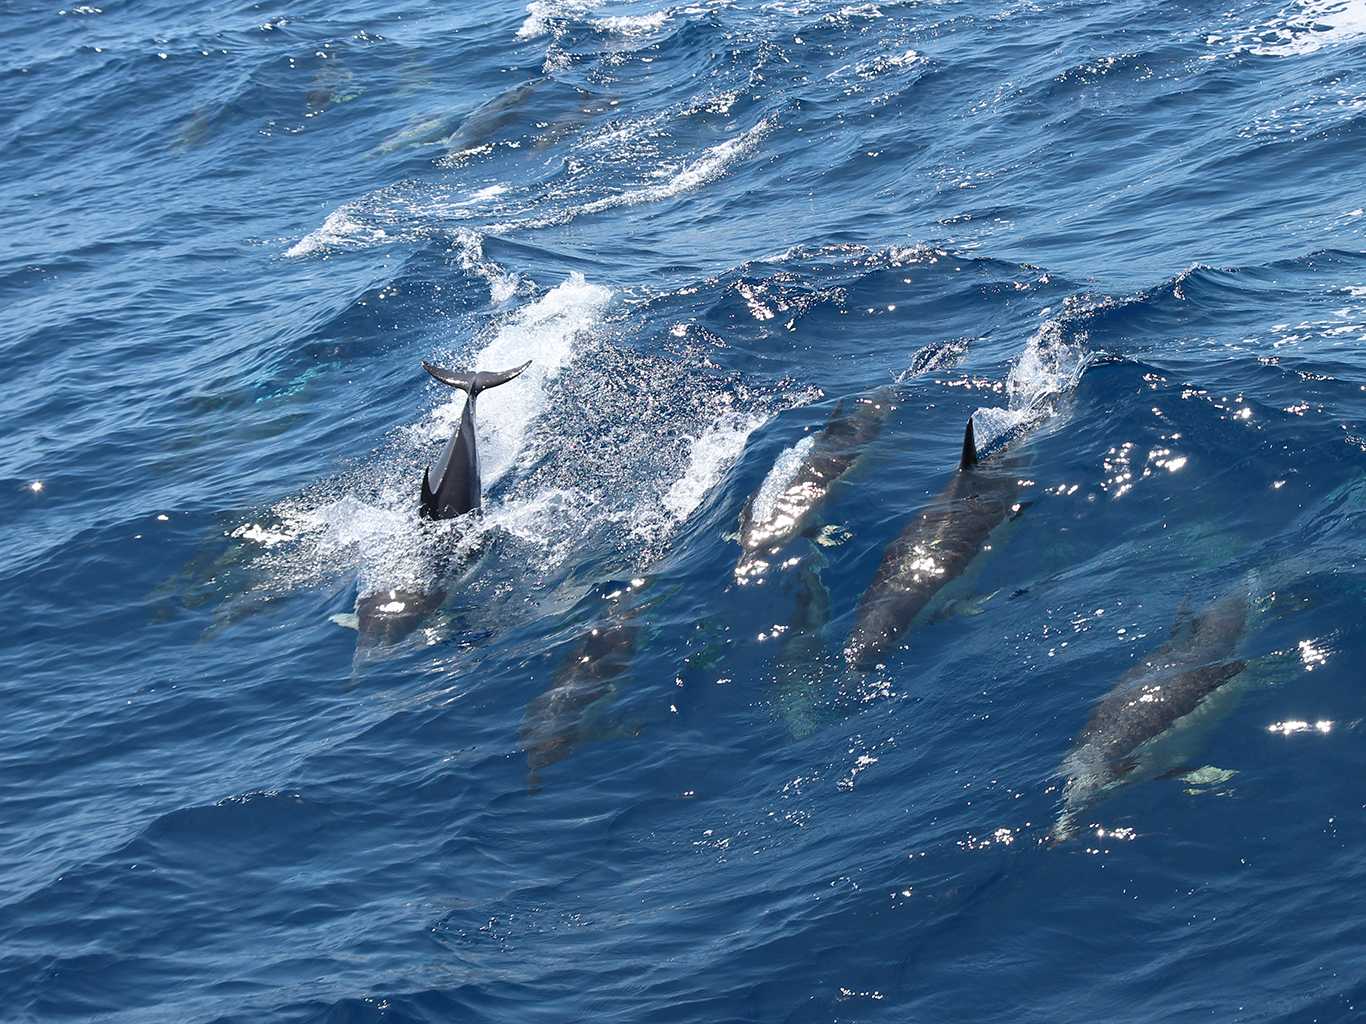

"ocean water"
[5,0,1366,1019]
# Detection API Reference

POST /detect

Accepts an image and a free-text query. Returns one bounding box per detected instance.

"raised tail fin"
[422,359,532,395]
[958,417,978,471]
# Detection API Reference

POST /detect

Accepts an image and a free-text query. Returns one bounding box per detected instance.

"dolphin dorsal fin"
[1168,595,1196,641]
[959,418,978,471]
[423,360,532,396]
[419,467,437,520]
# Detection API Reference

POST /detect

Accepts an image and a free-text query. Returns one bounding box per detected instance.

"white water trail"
[413,272,613,486]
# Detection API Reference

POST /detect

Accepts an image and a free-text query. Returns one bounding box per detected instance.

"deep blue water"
[6,0,1366,1019]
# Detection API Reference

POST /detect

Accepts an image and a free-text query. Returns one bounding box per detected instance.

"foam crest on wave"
[517,0,593,38]
[657,411,769,528]
[308,493,439,596]
[594,11,674,34]
[491,119,771,232]
[971,317,1094,449]
[1209,0,1366,54]
[285,207,397,258]
[518,0,674,39]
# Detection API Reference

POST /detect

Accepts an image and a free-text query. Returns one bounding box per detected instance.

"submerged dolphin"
[440,78,547,163]
[736,340,969,580]
[844,419,1031,670]
[1052,587,1253,844]
[419,360,531,520]
[520,579,652,791]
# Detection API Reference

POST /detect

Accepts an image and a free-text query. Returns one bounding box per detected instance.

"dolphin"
[520,579,651,791]
[341,358,531,665]
[1051,587,1253,844]
[353,587,447,652]
[532,90,620,150]
[772,550,833,740]
[736,340,969,580]
[419,360,531,520]
[843,418,1031,670]
[370,108,469,158]
[439,77,547,163]
[736,392,893,579]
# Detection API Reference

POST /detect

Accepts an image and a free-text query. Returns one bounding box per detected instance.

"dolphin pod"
[317,348,1290,839]
[735,339,968,580]
[726,362,1283,842]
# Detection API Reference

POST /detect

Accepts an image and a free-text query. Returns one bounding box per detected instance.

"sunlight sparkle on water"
[1268,720,1333,736]
[1298,638,1329,669]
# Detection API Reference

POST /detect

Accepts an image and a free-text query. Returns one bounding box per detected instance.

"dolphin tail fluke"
[422,359,532,395]
[959,417,978,471]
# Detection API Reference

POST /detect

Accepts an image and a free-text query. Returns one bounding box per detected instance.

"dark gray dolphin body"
[419,360,531,521]
[520,580,650,791]
[1052,588,1252,843]
[736,392,893,579]
[354,588,447,651]
[844,419,1030,670]
[441,78,546,161]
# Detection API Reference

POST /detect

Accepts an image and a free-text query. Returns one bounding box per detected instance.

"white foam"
[309,495,437,593]
[415,273,613,486]
[971,320,1093,448]
[593,10,673,33]
[492,120,770,232]
[286,207,390,257]
[1217,0,1366,54]
[449,228,522,304]
[288,188,510,259]
[662,412,768,522]
[482,486,600,559]
[517,0,592,38]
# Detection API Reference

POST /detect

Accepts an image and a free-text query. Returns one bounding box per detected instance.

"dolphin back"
[423,360,531,396]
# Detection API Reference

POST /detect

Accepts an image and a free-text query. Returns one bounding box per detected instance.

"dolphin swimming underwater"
[1051,586,1254,844]
[843,418,1031,671]
[520,578,654,791]
[343,359,531,661]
